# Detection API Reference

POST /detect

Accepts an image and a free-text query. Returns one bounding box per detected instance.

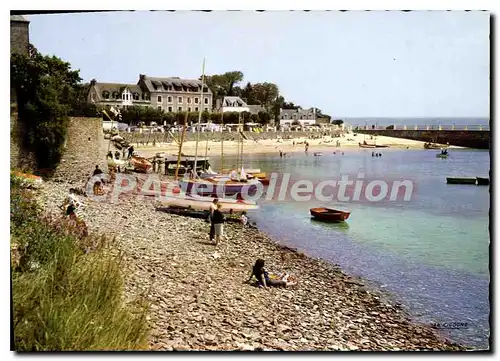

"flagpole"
[193,58,206,178]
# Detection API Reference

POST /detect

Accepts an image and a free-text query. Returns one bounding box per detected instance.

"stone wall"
[10,113,36,171]
[10,21,29,55]
[355,129,490,149]
[51,117,107,184]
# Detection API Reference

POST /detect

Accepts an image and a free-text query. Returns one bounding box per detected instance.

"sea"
[211,144,491,349]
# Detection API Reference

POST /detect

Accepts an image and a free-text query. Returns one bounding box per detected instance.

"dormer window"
[133,93,140,100]
[113,92,120,99]
[102,91,110,99]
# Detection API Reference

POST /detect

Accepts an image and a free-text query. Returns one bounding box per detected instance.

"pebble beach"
[32,125,470,351]
[37,181,466,351]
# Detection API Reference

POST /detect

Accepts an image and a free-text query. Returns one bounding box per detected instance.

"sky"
[27,10,490,118]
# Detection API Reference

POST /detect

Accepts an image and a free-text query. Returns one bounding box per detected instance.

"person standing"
[208,199,219,243]
[212,203,225,245]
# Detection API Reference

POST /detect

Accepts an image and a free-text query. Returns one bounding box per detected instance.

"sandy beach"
[129,133,451,159]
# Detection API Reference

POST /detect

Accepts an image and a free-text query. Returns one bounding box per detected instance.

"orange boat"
[310,207,350,222]
[130,156,153,173]
[258,178,270,185]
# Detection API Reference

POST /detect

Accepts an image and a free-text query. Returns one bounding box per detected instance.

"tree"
[241,82,255,104]
[282,101,301,110]
[257,111,271,125]
[11,44,82,170]
[250,82,279,111]
[204,71,244,103]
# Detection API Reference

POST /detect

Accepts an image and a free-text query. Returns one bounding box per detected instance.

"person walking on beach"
[209,199,219,243]
[128,145,135,159]
[212,203,225,245]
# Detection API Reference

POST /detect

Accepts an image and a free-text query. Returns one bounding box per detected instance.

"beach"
[124,132,458,159]
[36,146,468,351]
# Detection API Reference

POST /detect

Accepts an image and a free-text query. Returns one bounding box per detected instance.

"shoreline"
[37,177,467,351]
[124,133,464,159]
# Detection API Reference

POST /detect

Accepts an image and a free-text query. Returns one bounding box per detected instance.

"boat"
[314,152,323,156]
[160,194,258,213]
[130,155,153,172]
[179,177,261,197]
[446,177,477,185]
[359,142,377,148]
[375,144,390,148]
[436,153,449,158]
[258,178,270,186]
[476,177,490,186]
[310,207,351,222]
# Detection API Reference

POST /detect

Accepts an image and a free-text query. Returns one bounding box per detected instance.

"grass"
[10,174,150,351]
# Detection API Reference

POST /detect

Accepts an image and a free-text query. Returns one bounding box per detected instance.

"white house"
[219,96,250,113]
[279,107,317,126]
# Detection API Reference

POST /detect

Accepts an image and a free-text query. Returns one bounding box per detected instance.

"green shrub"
[11,175,149,350]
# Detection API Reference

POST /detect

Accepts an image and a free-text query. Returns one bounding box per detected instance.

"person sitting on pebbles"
[246,259,297,288]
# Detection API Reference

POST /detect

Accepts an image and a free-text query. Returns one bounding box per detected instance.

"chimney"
[139,74,146,81]
[90,79,96,86]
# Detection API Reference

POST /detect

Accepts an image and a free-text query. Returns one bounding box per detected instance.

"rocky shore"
[37,176,466,351]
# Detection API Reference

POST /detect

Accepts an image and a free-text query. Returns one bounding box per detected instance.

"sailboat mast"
[193,58,206,177]
[239,112,244,174]
[220,111,224,174]
[240,115,244,173]
[174,110,189,180]
[236,111,241,174]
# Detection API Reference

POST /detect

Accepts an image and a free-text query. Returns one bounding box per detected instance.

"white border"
[3,1,496,360]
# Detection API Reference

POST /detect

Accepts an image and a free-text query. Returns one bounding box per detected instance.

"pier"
[354,124,490,149]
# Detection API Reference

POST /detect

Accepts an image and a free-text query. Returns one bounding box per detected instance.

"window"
[195,107,198,112]
[204,107,209,112]
[204,97,209,104]
[178,97,183,104]
[194,97,199,104]
[188,107,192,112]
[178,107,183,112]
[157,95,162,103]
[103,91,110,99]
[122,93,126,100]
[157,106,163,111]
[187,97,191,104]
[168,106,173,112]
[133,93,140,100]
[167,96,172,103]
